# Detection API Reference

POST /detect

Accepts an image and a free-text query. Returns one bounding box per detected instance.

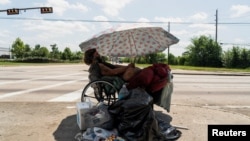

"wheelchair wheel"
[81,80,118,106]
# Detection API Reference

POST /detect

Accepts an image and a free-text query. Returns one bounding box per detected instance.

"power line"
[220,43,250,46]
[0,16,250,25]
[0,47,9,49]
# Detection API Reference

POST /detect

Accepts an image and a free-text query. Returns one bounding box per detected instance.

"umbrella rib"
[109,32,117,56]
[128,31,137,56]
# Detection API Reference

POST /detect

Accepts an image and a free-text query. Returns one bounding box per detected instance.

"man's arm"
[99,63,128,76]
[114,63,135,68]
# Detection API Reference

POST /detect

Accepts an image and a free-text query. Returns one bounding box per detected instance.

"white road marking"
[48,88,94,102]
[48,89,82,102]
[0,72,85,85]
[0,78,88,100]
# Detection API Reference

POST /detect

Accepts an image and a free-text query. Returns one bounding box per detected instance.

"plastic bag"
[108,88,166,141]
[84,103,113,130]
[77,127,125,141]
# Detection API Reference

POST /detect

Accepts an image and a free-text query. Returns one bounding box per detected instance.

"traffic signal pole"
[0,7,53,15]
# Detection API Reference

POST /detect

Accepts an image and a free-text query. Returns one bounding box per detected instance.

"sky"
[0,0,250,57]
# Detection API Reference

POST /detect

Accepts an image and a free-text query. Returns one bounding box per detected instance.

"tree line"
[9,38,83,62]
[125,35,250,69]
[176,35,250,69]
[7,36,250,68]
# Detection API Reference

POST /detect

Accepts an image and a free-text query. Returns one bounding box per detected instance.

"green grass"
[0,61,82,66]
[169,65,250,73]
[135,64,250,73]
[0,62,39,66]
[1,61,250,73]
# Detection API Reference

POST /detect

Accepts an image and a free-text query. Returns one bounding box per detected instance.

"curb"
[172,70,250,76]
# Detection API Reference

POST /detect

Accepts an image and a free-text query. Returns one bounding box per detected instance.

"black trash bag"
[108,88,166,141]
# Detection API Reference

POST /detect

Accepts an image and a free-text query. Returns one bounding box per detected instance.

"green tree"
[39,47,49,58]
[71,51,83,60]
[222,49,233,68]
[239,48,249,68]
[178,52,189,65]
[11,38,26,59]
[61,47,72,60]
[157,52,167,63]
[50,44,61,59]
[168,53,177,65]
[231,46,241,68]
[222,47,250,68]
[23,44,32,58]
[185,35,222,67]
[145,53,158,64]
[31,44,41,57]
[144,52,168,64]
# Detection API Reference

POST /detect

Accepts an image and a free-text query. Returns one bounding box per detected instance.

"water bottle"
[118,84,129,100]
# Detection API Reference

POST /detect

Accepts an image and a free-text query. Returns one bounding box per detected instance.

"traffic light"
[40,7,53,14]
[7,8,19,15]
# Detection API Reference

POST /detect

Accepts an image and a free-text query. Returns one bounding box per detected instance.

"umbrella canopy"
[79,26,179,57]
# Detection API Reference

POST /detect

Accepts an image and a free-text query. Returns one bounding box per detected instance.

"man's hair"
[83,48,96,65]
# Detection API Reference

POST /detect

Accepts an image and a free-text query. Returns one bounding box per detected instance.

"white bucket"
[76,98,93,130]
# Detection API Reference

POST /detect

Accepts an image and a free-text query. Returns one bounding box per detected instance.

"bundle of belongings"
[127,63,172,93]
[91,63,174,112]
[126,63,173,112]
[75,87,181,141]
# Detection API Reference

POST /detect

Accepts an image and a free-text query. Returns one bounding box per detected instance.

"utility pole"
[168,22,170,64]
[215,9,218,43]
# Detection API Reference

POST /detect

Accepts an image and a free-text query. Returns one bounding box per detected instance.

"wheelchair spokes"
[81,80,119,106]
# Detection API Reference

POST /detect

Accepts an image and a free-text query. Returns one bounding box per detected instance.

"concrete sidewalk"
[154,104,250,141]
[157,69,250,141]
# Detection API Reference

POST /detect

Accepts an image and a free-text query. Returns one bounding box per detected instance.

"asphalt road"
[0,64,250,141]
[172,73,250,117]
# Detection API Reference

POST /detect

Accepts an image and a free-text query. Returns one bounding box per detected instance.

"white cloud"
[230,5,250,18]
[0,30,12,47]
[137,17,150,23]
[13,19,91,50]
[173,30,189,36]
[91,0,134,16]
[190,12,208,21]
[0,30,8,38]
[93,16,112,29]
[164,41,189,56]
[233,38,245,43]
[154,17,183,23]
[194,30,214,37]
[43,0,89,16]
[187,24,215,38]
[17,18,90,48]
[0,0,10,5]
[23,19,90,35]
[189,24,214,30]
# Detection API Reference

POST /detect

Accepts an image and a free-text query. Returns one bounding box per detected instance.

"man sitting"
[83,48,140,82]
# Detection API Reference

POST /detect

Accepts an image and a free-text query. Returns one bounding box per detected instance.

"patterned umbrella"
[79,26,179,57]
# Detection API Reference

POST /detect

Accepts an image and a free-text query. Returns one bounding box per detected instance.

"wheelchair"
[81,71,174,112]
